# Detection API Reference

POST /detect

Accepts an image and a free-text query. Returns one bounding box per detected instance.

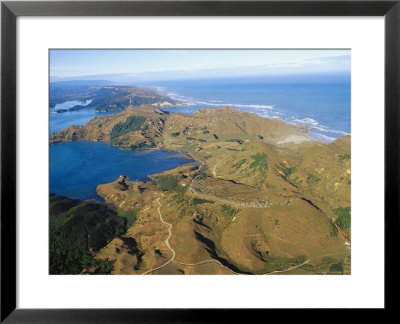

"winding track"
[264,259,311,275]
[141,198,175,275]
[141,193,349,275]
[141,197,238,275]
[174,259,239,275]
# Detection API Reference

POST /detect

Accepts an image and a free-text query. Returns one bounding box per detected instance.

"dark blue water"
[50,73,350,200]
[50,141,195,200]
[149,74,350,142]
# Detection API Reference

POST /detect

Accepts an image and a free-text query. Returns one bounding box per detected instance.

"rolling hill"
[50,105,351,274]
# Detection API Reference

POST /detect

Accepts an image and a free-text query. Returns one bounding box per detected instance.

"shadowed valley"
[50,104,351,275]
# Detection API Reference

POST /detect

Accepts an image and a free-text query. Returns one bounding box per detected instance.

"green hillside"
[49,195,137,274]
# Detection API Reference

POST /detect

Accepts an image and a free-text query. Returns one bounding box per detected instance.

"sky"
[50,49,351,82]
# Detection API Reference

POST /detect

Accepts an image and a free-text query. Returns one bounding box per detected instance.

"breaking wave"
[155,86,349,143]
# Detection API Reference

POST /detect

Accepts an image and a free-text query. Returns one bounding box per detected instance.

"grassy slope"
[49,195,138,274]
[51,105,351,274]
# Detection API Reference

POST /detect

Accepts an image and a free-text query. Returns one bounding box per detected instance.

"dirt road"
[141,198,175,275]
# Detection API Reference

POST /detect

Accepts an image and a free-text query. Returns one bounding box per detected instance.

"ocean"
[147,73,351,142]
[50,73,350,200]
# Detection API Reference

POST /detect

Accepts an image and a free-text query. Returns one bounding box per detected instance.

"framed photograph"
[1,0,399,321]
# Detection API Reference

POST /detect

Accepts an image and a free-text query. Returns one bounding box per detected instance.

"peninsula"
[50,105,351,275]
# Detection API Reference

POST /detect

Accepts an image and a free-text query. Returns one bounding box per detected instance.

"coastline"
[49,103,351,276]
[154,85,349,143]
[49,99,349,202]
[49,140,199,201]
[50,87,350,144]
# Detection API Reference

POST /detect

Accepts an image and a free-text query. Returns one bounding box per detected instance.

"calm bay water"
[50,100,114,135]
[50,74,350,200]
[50,142,195,200]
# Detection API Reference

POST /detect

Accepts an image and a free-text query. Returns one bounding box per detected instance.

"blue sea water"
[50,73,350,200]
[50,142,195,200]
[148,73,351,142]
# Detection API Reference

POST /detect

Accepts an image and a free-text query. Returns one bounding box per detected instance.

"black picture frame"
[1,0,399,322]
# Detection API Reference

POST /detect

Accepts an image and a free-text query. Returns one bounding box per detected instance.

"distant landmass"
[50,103,351,275]
[50,82,184,112]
